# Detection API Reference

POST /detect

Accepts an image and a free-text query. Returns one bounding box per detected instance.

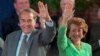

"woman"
[57,17,92,56]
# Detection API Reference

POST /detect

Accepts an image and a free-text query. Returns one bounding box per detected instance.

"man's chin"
[23,30,31,34]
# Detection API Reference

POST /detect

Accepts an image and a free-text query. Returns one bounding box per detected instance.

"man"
[0,37,4,56]
[46,0,75,56]
[2,1,56,56]
[0,22,2,37]
[88,7,100,56]
[2,0,30,41]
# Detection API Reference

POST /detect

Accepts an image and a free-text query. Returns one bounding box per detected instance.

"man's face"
[98,8,100,19]
[60,0,75,12]
[14,0,30,14]
[19,12,36,34]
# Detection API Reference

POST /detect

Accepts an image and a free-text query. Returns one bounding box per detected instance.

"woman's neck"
[73,40,82,50]
[73,40,81,46]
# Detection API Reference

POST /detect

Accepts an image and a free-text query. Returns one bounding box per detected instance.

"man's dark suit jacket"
[2,24,56,56]
[88,22,100,56]
[2,13,20,41]
[0,22,2,37]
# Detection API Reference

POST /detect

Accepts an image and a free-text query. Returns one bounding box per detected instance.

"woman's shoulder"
[82,42,92,49]
[83,42,91,46]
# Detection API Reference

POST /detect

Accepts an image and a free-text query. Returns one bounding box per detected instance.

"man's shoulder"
[31,29,41,35]
[7,30,21,38]
[4,30,21,42]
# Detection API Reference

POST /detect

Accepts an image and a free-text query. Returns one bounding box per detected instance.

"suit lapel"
[12,31,22,56]
[27,29,38,55]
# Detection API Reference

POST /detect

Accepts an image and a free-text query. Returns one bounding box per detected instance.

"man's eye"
[27,19,32,22]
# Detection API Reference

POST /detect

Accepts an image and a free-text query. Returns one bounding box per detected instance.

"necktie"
[19,35,28,56]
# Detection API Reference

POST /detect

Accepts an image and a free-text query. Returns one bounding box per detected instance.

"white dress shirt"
[16,32,31,56]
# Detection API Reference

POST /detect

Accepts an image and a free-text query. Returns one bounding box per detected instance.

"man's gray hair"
[19,8,37,20]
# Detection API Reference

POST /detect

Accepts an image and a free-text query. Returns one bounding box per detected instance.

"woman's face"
[68,24,84,42]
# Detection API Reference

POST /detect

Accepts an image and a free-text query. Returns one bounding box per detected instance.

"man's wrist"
[45,20,54,27]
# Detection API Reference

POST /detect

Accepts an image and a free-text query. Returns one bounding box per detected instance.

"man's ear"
[14,3,17,9]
